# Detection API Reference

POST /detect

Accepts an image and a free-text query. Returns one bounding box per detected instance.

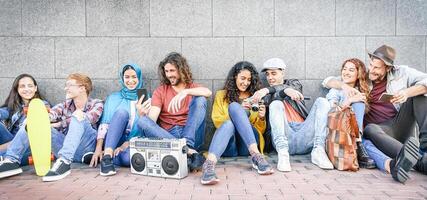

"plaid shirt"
[49,98,103,134]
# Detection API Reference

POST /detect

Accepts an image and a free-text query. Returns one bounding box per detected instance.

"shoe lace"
[202,160,215,174]
[253,154,267,166]
[0,158,13,165]
[51,158,65,171]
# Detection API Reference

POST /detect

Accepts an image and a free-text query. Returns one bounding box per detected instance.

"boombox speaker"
[129,137,188,179]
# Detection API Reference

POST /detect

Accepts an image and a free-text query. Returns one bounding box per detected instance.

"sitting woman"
[201,61,273,185]
[325,58,375,168]
[92,64,145,176]
[0,74,49,164]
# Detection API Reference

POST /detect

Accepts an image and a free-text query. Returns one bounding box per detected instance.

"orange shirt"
[151,83,200,130]
[283,101,304,123]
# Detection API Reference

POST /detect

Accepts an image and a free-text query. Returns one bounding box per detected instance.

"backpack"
[325,107,359,171]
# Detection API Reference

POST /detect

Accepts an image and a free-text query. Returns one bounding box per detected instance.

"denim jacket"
[0,100,50,135]
[322,65,427,111]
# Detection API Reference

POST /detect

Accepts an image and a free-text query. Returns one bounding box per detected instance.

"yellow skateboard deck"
[26,98,51,176]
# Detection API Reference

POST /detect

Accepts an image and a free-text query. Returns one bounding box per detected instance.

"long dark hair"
[1,74,43,118]
[158,52,193,85]
[223,61,260,103]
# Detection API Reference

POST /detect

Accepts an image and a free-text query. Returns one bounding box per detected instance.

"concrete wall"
[1,0,426,141]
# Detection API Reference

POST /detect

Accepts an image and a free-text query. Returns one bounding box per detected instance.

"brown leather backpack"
[325,107,359,171]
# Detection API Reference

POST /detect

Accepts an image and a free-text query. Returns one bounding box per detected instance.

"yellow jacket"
[211,90,267,153]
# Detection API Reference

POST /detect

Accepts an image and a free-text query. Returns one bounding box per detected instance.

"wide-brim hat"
[367,45,396,67]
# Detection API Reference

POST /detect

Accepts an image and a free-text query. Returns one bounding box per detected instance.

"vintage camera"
[243,97,265,112]
[129,137,188,179]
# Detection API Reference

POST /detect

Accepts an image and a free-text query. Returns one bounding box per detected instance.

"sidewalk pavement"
[0,154,426,200]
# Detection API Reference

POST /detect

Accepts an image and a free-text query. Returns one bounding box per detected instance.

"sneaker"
[0,159,22,179]
[277,150,292,172]
[100,155,116,176]
[251,153,274,175]
[200,160,219,185]
[81,152,94,165]
[391,137,420,183]
[311,147,333,169]
[42,157,71,182]
[188,152,206,172]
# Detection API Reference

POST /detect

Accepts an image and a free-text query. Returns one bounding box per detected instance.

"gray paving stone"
[213,0,274,36]
[306,37,365,79]
[37,78,66,105]
[150,0,212,37]
[366,36,426,72]
[0,78,14,104]
[300,79,327,110]
[55,37,118,79]
[0,37,55,78]
[397,0,427,35]
[336,0,395,36]
[22,0,85,36]
[86,0,149,36]
[119,37,181,80]
[0,0,21,36]
[182,37,244,79]
[244,37,305,79]
[275,0,335,36]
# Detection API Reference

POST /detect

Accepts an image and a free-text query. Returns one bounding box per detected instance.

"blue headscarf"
[101,63,144,138]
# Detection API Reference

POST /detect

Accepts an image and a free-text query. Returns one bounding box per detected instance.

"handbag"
[325,106,359,171]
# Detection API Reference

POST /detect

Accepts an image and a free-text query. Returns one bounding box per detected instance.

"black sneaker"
[357,141,376,169]
[42,157,71,182]
[200,160,219,185]
[81,152,94,165]
[391,137,420,183]
[0,159,22,179]
[188,152,205,172]
[100,155,116,176]
[251,153,274,175]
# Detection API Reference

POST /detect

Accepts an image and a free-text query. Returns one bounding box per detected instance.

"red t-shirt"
[364,79,397,126]
[151,83,200,131]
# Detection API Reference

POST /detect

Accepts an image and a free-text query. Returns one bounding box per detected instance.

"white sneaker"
[277,150,291,172]
[311,147,333,169]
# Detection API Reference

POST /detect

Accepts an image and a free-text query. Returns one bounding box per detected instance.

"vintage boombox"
[129,137,188,179]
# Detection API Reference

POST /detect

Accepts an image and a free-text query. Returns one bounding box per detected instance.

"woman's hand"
[89,146,103,167]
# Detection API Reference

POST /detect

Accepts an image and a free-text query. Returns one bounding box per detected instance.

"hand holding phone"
[379,93,394,103]
[137,88,149,104]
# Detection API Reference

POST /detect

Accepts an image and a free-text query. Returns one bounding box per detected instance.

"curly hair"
[223,61,260,103]
[158,52,193,85]
[341,58,370,106]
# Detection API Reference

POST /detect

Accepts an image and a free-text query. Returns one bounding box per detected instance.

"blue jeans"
[208,102,259,158]
[104,109,130,167]
[0,123,14,145]
[351,102,365,139]
[269,98,330,155]
[363,139,389,172]
[137,96,207,151]
[4,116,96,164]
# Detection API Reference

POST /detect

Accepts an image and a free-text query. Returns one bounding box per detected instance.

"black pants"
[364,95,427,174]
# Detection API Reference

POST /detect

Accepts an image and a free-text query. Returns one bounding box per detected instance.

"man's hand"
[391,90,409,104]
[168,89,188,113]
[72,109,85,121]
[136,95,151,116]
[252,88,269,102]
[114,142,129,157]
[284,88,304,101]
[342,84,361,99]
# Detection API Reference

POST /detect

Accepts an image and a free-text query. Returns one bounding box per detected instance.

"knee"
[352,102,365,109]
[221,120,235,130]
[228,102,242,113]
[363,124,381,138]
[316,97,330,107]
[191,96,207,109]
[137,116,151,129]
[269,100,284,110]
[113,109,130,121]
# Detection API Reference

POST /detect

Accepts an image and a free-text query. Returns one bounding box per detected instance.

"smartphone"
[137,88,149,104]
[379,93,394,103]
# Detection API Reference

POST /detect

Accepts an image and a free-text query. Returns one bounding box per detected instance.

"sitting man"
[136,52,212,170]
[0,73,103,182]
[323,45,427,183]
[252,58,333,171]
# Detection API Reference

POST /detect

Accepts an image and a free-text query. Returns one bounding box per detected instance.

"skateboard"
[26,98,51,176]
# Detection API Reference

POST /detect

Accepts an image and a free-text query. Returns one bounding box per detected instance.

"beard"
[168,77,181,86]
